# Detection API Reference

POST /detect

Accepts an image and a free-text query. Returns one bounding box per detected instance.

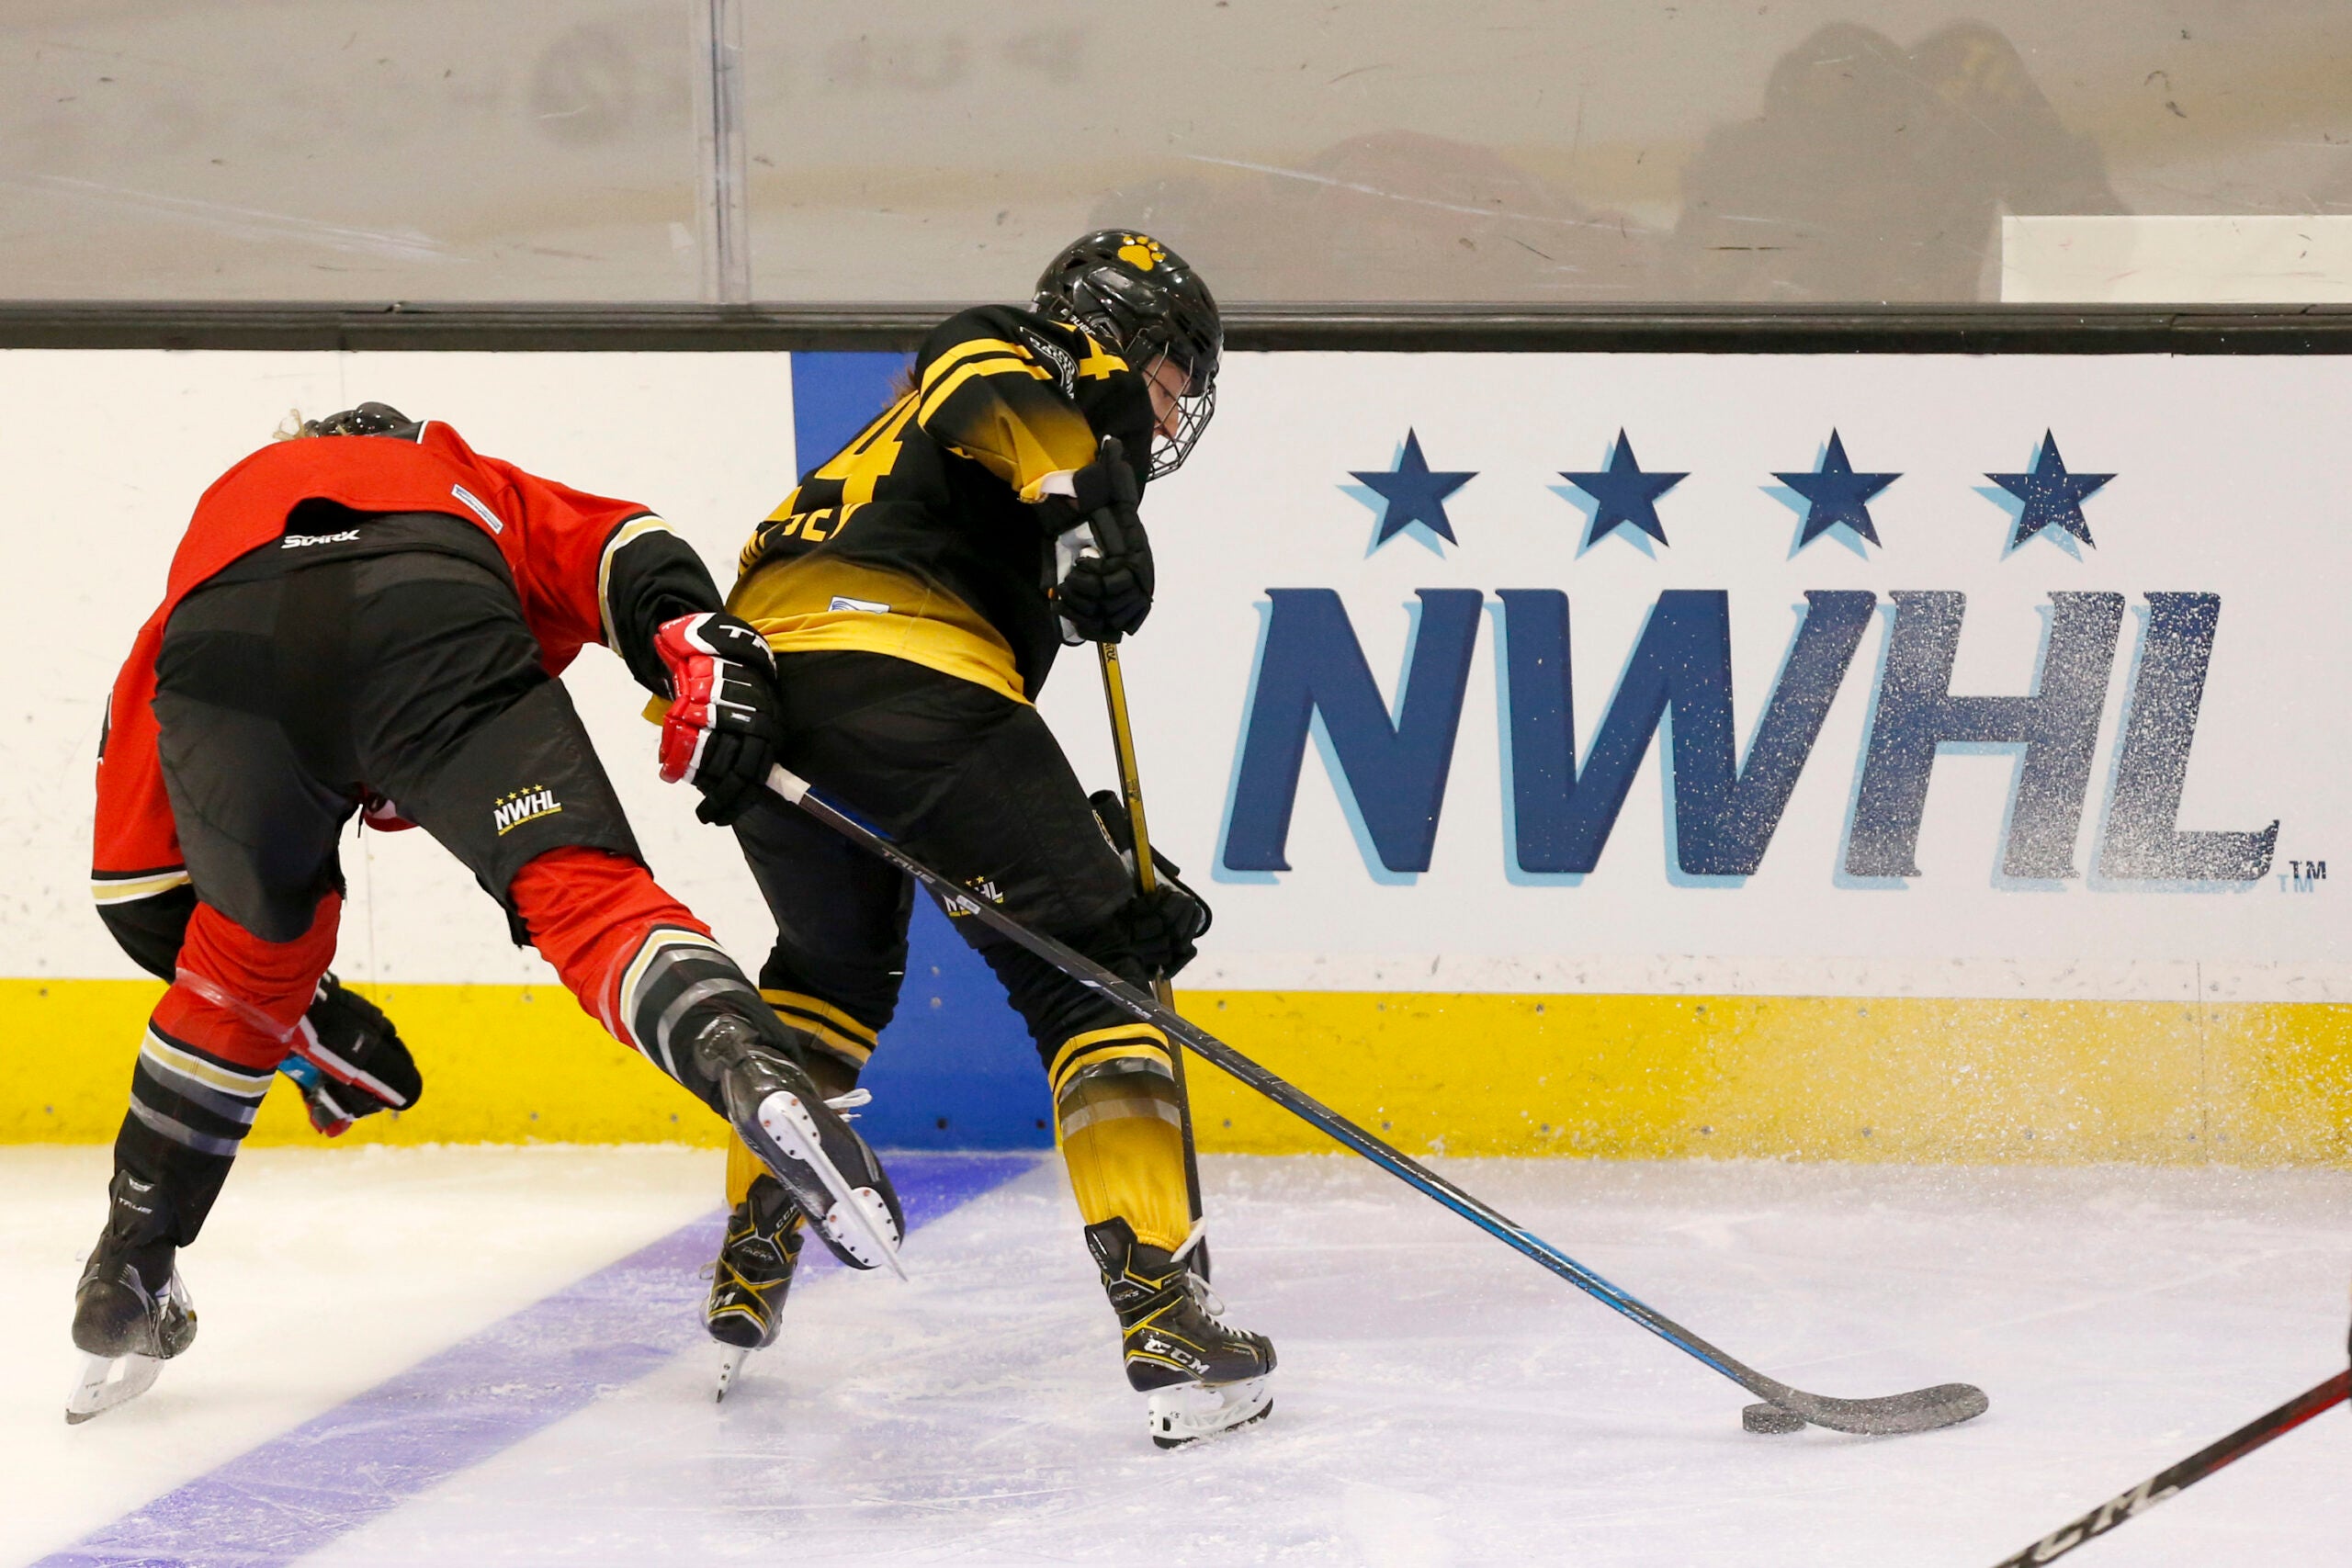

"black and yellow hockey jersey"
[730,304,1157,703]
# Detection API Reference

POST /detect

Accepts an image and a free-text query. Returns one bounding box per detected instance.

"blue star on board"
[1775,430,1900,550]
[1560,431,1687,549]
[1349,430,1476,552]
[1986,432,2111,551]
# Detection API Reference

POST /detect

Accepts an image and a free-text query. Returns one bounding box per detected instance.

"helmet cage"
[1128,343,1216,481]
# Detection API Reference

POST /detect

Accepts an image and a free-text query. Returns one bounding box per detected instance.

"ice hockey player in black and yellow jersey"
[701,231,1275,1446]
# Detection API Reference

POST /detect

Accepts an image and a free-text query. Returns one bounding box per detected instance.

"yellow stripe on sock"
[1047,1023,1170,1096]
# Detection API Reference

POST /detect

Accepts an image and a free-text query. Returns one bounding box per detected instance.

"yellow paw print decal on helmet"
[1115,234,1169,272]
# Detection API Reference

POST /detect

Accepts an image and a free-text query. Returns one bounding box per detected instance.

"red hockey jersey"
[93,423,670,905]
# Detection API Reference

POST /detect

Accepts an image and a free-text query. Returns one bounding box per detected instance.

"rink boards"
[3,346,2346,1162]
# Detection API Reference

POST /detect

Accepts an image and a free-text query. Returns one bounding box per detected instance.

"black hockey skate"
[67,1189,197,1424]
[688,1015,905,1277]
[1086,1217,1275,1448]
[705,1175,805,1402]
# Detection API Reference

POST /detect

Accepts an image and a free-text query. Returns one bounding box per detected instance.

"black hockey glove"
[1055,436,1155,643]
[278,974,424,1138]
[654,611,786,826]
[1089,789,1214,979]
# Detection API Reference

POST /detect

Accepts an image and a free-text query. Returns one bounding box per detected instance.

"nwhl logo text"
[492,786,562,837]
[1222,588,2276,886]
[1220,421,2283,889]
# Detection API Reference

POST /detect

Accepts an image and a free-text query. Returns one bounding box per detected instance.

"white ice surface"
[0,1145,719,1562]
[6,1148,2349,1567]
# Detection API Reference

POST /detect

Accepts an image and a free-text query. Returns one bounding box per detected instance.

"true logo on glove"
[492,785,563,836]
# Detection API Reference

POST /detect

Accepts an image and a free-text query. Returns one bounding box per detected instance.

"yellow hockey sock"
[1050,1023,1193,1254]
[724,1130,766,1209]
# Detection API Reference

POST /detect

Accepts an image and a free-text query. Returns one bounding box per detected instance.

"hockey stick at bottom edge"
[1990,1370,2349,1566]
[764,764,1986,1438]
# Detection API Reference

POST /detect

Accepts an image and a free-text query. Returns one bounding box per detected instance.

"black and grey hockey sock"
[612,927,775,1113]
[116,1022,274,1250]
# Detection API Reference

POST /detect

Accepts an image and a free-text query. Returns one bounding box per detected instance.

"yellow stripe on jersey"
[729,556,1029,704]
[92,868,191,906]
[1075,333,1129,380]
[915,355,1051,428]
[918,336,1036,391]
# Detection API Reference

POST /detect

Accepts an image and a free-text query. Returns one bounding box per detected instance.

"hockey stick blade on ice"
[1990,1370,2349,1566]
[763,766,1987,1437]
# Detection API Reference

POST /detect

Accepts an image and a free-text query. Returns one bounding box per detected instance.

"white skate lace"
[1170,1223,1224,1317]
[1184,1272,1227,1320]
[824,1088,871,1120]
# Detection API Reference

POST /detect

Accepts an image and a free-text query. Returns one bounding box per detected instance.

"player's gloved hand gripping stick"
[763,763,1986,1437]
[654,611,786,826]
[1053,437,1155,644]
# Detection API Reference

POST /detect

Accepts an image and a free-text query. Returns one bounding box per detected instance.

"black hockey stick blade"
[1747,1375,1989,1437]
[1989,1370,2349,1566]
[764,766,1987,1438]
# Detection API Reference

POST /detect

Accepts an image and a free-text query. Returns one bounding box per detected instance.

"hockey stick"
[1989,1370,2349,1566]
[763,763,1986,1437]
[1091,639,1206,1236]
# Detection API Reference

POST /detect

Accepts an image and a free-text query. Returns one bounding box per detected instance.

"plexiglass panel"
[0,0,701,299]
[4,2,2347,304]
[741,1,2352,304]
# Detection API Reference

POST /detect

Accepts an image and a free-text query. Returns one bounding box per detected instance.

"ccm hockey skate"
[689,1016,905,1279]
[67,1208,197,1424]
[1087,1217,1275,1448]
[706,1175,807,1402]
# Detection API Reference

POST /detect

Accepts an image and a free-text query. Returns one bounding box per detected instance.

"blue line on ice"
[37,1152,1037,1568]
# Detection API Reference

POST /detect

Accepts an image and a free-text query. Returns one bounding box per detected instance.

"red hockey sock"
[509,847,715,1049]
[152,894,342,1072]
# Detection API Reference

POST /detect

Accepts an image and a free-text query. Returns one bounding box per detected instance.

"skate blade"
[66,1351,161,1424]
[715,1344,751,1404]
[1148,1377,1273,1450]
[752,1091,906,1280]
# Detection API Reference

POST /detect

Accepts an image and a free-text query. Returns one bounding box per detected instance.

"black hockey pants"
[730,651,1151,1077]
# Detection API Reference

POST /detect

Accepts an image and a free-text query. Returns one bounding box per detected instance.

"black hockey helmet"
[295,402,413,438]
[1034,231,1220,479]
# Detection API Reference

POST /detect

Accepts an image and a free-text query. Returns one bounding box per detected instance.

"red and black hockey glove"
[278,973,424,1137]
[654,611,786,826]
[1055,436,1155,643]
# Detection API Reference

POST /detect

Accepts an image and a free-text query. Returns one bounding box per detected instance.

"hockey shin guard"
[1051,1025,1194,1256]
[107,894,343,1259]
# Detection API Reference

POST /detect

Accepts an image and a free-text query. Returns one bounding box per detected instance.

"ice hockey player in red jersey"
[71,406,904,1423]
[699,232,1275,1446]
